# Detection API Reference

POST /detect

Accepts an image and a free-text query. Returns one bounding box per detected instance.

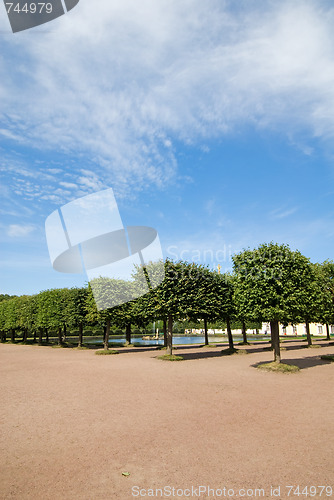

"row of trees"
[1,243,334,363]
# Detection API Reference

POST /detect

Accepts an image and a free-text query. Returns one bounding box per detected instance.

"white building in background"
[187,323,333,336]
[277,322,333,337]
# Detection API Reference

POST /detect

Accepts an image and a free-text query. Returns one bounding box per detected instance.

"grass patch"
[221,347,240,355]
[157,354,184,361]
[320,355,334,362]
[95,349,119,355]
[308,344,321,348]
[238,341,250,346]
[221,348,248,355]
[75,345,89,350]
[257,362,300,373]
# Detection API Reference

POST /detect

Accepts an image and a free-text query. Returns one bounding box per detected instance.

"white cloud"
[59,181,78,189]
[0,129,22,141]
[269,206,299,219]
[204,199,216,216]
[1,0,334,193]
[7,224,35,237]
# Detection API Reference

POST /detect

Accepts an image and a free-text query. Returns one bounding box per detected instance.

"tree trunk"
[45,328,49,344]
[38,328,43,346]
[326,323,330,341]
[305,320,312,346]
[104,319,110,350]
[10,328,15,343]
[125,324,131,345]
[23,328,28,342]
[270,320,281,363]
[78,323,83,347]
[58,327,62,346]
[163,319,167,347]
[204,317,209,346]
[166,314,173,355]
[103,325,107,344]
[62,323,67,343]
[33,330,37,343]
[242,320,248,344]
[226,317,234,350]
[0,331,5,342]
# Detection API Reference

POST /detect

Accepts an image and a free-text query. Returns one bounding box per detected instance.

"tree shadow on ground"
[245,341,334,356]
[277,341,334,354]
[93,346,160,354]
[253,355,334,371]
[159,349,250,361]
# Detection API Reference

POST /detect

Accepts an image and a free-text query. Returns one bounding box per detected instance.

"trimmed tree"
[233,242,317,363]
[62,288,88,347]
[36,289,67,345]
[314,261,334,341]
[87,278,139,350]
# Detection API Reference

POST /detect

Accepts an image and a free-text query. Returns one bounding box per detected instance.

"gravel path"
[1,340,333,499]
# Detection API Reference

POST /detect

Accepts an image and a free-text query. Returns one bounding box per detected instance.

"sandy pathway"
[1,340,333,499]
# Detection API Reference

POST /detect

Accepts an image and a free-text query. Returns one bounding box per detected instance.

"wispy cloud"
[204,199,216,216]
[269,206,299,220]
[7,224,35,237]
[1,0,334,195]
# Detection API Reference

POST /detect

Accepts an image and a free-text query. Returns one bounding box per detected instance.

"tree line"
[1,242,334,364]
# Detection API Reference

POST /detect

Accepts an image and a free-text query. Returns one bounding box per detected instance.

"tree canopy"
[0,244,333,358]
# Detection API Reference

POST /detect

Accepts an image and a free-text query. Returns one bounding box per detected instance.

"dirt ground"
[1,340,333,500]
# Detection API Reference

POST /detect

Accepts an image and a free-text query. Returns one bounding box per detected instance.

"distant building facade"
[186,323,333,336]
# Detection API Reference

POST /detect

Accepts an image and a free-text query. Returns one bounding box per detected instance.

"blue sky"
[1,0,334,295]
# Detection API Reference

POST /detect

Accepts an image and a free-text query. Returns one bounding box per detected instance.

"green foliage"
[63,287,88,328]
[314,261,334,325]
[0,294,14,302]
[1,248,333,352]
[17,295,37,332]
[86,279,141,331]
[133,260,234,327]
[232,242,317,324]
[36,289,66,329]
